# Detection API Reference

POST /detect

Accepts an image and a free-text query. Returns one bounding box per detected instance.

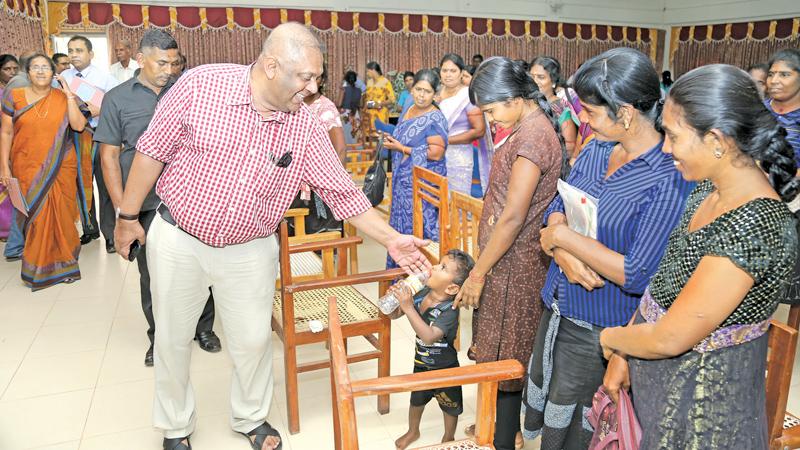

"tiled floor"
[0,232,799,450]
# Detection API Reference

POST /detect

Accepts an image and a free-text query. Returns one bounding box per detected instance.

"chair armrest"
[284,208,310,218]
[288,231,343,246]
[285,268,406,293]
[350,360,525,397]
[287,236,363,255]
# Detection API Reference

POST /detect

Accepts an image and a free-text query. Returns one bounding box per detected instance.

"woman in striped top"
[522,48,694,450]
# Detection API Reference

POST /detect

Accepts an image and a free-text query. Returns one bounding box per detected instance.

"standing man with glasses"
[95,30,221,369]
[62,35,120,252]
[114,22,432,450]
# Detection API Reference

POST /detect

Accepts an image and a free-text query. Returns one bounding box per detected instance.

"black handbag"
[362,138,387,207]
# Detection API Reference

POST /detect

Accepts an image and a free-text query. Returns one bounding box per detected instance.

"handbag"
[585,386,642,450]
[362,137,387,207]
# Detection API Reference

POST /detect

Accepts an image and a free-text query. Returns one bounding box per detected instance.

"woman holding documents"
[453,57,567,450]
[523,48,694,450]
[599,65,799,448]
[0,54,92,290]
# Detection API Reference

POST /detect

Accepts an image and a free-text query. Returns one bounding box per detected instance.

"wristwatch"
[116,207,139,221]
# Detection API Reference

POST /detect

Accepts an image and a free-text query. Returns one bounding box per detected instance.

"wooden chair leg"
[454,319,462,352]
[377,319,391,414]
[284,344,301,434]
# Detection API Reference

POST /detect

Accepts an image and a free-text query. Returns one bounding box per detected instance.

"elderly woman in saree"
[382,69,448,269]
[0,54,92,290]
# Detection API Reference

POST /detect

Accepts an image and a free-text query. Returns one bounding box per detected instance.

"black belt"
[157,203,178,226]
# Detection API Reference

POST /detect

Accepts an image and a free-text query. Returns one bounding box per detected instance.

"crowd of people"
[1,21,800,450]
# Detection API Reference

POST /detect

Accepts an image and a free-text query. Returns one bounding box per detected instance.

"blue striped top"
[765,101,800,167]
[541,139,695,327]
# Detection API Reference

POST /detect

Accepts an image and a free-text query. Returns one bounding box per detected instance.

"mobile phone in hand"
[127,240,141,262]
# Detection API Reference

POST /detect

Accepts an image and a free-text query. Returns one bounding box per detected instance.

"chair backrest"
[449,191,483,259]
[328,297,525,450]
[412,166,449,254]
[766,319,799,444]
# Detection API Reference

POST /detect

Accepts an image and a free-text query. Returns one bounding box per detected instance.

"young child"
[389,249,475,450]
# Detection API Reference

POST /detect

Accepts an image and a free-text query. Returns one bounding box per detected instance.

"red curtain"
[107,23,652,109]
[0,4,45,57]
[671,18,800,76]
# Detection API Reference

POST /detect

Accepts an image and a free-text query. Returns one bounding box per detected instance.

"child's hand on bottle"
[395,284,414,311]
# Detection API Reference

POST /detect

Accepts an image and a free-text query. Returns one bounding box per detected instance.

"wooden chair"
[328,297,525,450]
[446,192,484,352]
[766,319,800,449]
[273,220,405,434]
[449,191,484,260]
[280,208,342,286]
[412,166,449,264]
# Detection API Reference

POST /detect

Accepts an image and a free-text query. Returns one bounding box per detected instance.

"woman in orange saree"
[0,54,92,290]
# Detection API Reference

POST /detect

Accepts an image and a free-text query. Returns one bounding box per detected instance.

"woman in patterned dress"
[453,57,567,450]
[383,69,448,269]
[363,61,396,130]
[601,64,799,448]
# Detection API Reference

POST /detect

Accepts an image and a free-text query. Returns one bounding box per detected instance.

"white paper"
[556,179,598,239]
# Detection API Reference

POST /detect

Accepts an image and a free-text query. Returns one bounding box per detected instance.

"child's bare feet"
[395,429,420,450]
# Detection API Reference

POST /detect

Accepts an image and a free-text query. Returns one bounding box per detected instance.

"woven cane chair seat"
[414,439,491,450]
[273,286,379,332]
[288,252,324,277]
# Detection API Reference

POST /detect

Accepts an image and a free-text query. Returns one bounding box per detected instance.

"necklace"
[33,89,51,119]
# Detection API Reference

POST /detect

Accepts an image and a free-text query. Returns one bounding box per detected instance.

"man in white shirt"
[61,35,120,251]
[109,39,139,83]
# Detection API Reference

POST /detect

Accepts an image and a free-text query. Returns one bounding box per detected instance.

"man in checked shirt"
[113,23,431,450]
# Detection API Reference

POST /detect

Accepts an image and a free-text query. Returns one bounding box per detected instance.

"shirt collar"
[226,64,288,124]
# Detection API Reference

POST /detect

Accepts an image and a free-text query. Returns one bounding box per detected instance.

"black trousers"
[82,152,115,241]
[494,390,523,450]
[138,209,215,346]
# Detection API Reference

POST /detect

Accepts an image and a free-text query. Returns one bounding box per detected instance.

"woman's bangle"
[468,270,485,283]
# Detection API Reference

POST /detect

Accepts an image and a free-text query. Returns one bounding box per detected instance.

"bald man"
[114,22,431,450]
[109,39,139,82]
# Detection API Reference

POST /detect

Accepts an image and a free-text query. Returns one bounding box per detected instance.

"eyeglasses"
[29,66,53,73]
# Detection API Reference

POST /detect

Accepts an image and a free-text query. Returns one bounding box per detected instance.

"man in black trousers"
[95,30,221,366]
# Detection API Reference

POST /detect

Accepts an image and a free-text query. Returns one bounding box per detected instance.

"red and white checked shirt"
[136,64,371,247]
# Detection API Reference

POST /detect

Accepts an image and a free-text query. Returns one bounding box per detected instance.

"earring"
[624,121,630,131]
[714,147,723,159]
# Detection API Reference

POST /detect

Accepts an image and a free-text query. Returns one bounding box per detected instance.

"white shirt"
[109,60,139,83]
[62,64,120,127]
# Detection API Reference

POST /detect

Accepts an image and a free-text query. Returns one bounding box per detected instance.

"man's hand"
[553,249,604,291]
[387,234,432,275]
[114,218,146,260]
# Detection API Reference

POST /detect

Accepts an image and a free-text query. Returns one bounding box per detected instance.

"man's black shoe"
[145,346,154,367]
[80,233,100,245]
[195,331,222,353]
[106,240,116,254]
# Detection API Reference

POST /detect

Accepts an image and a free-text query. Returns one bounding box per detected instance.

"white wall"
[663,0,800,25]
[119,0,667,27]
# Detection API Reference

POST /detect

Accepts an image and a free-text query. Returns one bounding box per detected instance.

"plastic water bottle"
[378,272,430,315]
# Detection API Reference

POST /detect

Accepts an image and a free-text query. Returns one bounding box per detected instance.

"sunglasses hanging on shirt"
[269,151,292,168]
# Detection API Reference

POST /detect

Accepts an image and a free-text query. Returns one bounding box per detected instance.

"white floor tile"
[0,389,92,449]
[2,350,104,400]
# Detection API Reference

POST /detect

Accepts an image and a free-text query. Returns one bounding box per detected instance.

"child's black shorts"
[409,364,463,416]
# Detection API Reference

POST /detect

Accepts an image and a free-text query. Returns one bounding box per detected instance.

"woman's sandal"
[239,421,283,450]
[464,424,524,450]
[162,436,191,450]
[467,345,477,361]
